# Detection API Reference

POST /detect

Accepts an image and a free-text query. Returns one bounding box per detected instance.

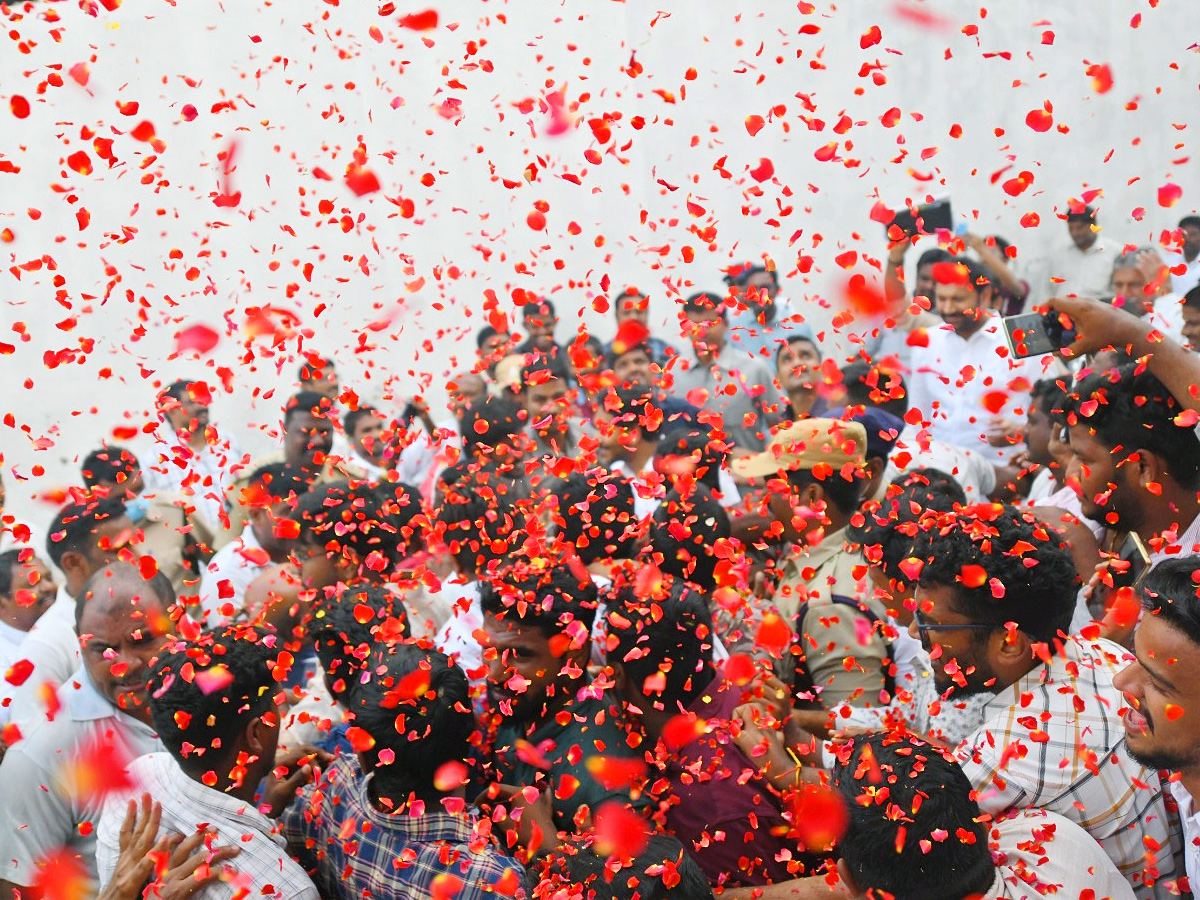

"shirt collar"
[146,752,284,846]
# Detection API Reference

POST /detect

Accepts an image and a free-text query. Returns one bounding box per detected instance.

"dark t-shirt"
[657,676,806,888]
[493,687,643,831]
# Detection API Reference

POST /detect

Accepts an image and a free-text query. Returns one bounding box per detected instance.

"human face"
[908,583,999,695]
[593,408,637,466]
[1025,401,1053,467]
[95,463,145,500]
[765,474,826,544]
[613,348,653,387]
[524,378,571,436]
[1068,218,1097,251]
[162,392,209,436]
[1067,424,1131,529]
[304,365,340,400]
[284,410,335,467]
[449,374,487,419]
[1181,304,1200,351]
[78,578,171,721]
[914,263,938,302]
[484,612,578,724]
[934,282,988,337]
[61,514,135,598]
[615,294,649,326]
[0,556,57,631]
[1114,613,1200,773]
[684,309,726,357]
[350,412,386,463]
[523,309,557,351]
[1111,267,1149,317]
[1182,224,1200,261]
[777,339,821,394]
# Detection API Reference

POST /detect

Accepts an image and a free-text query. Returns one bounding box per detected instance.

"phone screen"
[1116,532,1151,590]
[886,198,953,238]
[1001,313,1057,358]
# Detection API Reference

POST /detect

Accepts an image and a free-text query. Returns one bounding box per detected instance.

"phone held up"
[1001,310,1078,358]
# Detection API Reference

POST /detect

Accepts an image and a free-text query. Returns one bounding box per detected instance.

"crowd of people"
[0,204,1199,900]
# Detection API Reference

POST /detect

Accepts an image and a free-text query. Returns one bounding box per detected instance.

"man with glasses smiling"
[909,504,1184,899]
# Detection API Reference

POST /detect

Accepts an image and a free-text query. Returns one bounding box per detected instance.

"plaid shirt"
[280,754,526,900]
[955,637,1184,900]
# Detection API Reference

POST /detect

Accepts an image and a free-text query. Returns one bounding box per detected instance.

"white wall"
[2,0,1196,534]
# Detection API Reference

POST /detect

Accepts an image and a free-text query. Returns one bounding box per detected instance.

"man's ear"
[1130,447,1167,494]
[244,713,274,759]
[58,550,87,582]
[991,625,1032,671]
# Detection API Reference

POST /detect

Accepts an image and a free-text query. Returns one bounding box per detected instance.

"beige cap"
[731,418,867,479]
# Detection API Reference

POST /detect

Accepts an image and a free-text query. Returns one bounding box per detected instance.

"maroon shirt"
[658,675,804,887]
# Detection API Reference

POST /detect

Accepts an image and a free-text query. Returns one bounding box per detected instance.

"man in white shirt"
[1166,215,1200,297]
[833,732,1135,900]
[1113,556,1200,895]
[0,562,173,896]
[141,379,244,535]
[907,257,1047,466]
[908,505,1183,898]
[1026,203,1122,307]
[0,550,57,726]
[7,497,133,728]
[196,463,310,626]
[97,625,319,900]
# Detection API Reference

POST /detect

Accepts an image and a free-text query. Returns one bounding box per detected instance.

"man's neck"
[177,427,206,451]
[627,441,656,473]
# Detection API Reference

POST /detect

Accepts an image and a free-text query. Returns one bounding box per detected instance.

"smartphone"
[1001,311,1078,358]
[886,198,953,239]
[1113,532,1152,591]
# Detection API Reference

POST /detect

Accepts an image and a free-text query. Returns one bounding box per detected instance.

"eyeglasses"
[912,607,996,651]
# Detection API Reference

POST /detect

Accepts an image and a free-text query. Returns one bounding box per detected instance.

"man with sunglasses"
[910,504,1184,899]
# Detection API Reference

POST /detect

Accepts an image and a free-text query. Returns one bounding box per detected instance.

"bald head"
[76,560,174,631]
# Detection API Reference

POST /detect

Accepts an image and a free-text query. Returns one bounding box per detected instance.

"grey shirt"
[668,343,782,451]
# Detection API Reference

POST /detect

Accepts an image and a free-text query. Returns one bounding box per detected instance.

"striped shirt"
[956,637,1184,899]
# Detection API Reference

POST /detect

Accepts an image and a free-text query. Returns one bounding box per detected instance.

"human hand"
[99,794,163,900]
[260,746,332,817]
[151,828,241,900]
[984,416,1021,448]
[476,782,558,860]
[1046,295,1147,358]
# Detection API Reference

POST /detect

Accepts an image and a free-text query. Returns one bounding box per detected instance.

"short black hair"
[911,504,1079,644]
[45,496,127,569]
[76,560,175,630]
[459,395,525,458]
[539,833,714,900]
[680,291,726,320]
[148,625,280,776]
[1179,215,1200,232]
[600,386,665,442]
[0,549,25,598]
[523,298,557,320]
[836,732,992,900]
[1183,285,1200,311]
[480,562,599,639]
[298,481,417,570]
[1139,556,1200,647]
[309,585,408,702]
[840,362,909,418]
[654,428,729,495]
[1067,364,1200,491]
[849,478,964,589]
[284,391,334,428]
[1030,377,1070,426]
[647,488,731,591]
[605,578,716,706]
[774,334,821,368]
[342,405,381,436]
[914,247,954,270]
[160,379,194,404]
[476,324,505,349]
[889,466,965,499]
[348,642,476,802]
[551,471,638,566]
[1067,204,1097,224]
[785,465,864,517]
[723,264,778,290]
[520,355,570,392]
[434,481,517,577]
[81,446,140,490]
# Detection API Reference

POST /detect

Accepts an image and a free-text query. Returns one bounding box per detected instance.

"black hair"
[848,476,964,589]
[914,248,954,271]
[148,625,280,776]
[605,578,716,705]
[551,471,638,566]
[1139,556,1200,647]
[647,488,731,591]
[459,395,525,458]
[774,334,821,367]
[955,256,994,294]
[479,562,599,639]
[889,466,966,500]
[785,465,864,517]
[160,379,194,404]
[539,834,714,900]
[75,560,176,632]
[298,481,412,571]
[1030,377,1070,427]
[1068,364,1200,491]
[434,482,517,577]
[523,298,557,320]
[476,324,506,349]
[723,264,778,290]
[520,355,571,392]
[298,356,335,382]
[1184,285,1200,310]
[309,585,407,702]
[680,291,726,320]
[840,362,909,418]
[348,642,476,803]
[1179,215,1200,232]
[284,391,334,428]
[342,405,381,437]
[81,446,140,490]
[835,732,992,900]
[46,496,127,570]
[654,428,729,495]
[1067,205,1097,224]
[602,387,665,442]
[245,462,313,505]
[911,504,1079,644]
